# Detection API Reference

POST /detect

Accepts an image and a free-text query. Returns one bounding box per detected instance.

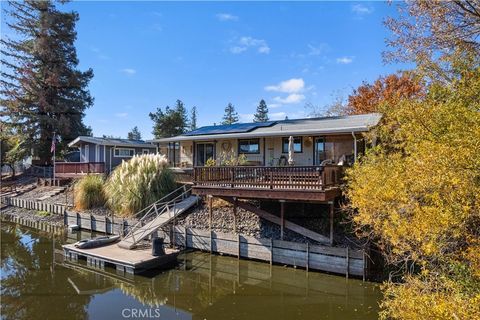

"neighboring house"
[55,136,157,177]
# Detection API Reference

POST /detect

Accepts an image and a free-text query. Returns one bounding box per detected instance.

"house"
[55,136,157,177]
[150,113,381,201]
[150,113,381,245]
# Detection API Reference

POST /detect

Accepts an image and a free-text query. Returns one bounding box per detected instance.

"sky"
[2,1,409,140]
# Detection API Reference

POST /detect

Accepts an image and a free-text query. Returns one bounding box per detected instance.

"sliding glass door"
[314,137,334,165]
[196,143,215,166]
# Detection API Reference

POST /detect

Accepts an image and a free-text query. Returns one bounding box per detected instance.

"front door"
[196,143,215,166]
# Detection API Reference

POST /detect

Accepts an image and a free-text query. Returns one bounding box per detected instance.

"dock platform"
[62,243,180,274]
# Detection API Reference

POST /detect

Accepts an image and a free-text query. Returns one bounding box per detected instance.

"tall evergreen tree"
[221,103,239,125]
[0,1,94,163]
[190,106,198,131]
[253,99,269,122]
[127,126,142,140]
[149,99,189,138]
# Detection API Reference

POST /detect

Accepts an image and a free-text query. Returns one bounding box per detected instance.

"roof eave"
[152,126,373,143]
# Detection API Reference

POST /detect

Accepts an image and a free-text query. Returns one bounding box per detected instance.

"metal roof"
[150,113,382,143]
[68,136,157,148]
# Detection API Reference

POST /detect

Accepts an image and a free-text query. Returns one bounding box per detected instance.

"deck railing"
[193,165,344,191]
[54,162,105,175]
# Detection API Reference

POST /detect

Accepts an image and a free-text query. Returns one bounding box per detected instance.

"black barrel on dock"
[152,237,165,256]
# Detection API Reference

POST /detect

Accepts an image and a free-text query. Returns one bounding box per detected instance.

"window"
[142,149,150,155]
[238,139,260,154]
[282,137,303,153]
[114,148,135,157]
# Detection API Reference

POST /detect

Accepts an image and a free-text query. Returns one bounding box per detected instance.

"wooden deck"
[55,162,105,178]
[192,165,344,202]
[63,243,179,274]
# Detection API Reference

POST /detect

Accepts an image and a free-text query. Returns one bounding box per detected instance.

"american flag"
[51,133,56,153]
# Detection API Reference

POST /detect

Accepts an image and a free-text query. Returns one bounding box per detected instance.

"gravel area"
[16,186,64,201]
[1,206,64,226]
[173,199,355,246]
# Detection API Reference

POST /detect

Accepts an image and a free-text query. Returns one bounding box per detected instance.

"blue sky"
[3,1,408,139]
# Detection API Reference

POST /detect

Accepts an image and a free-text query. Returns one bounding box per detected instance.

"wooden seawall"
[157,226,366,278]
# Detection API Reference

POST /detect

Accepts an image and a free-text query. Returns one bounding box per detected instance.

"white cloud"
[216,13,239,21]
[120,68,136,75]
[273,93,305,104]
[265,78,305,93]
[268,103,282,109]
[352,4,374,16]
[115,112,128,118]
[230,46,247,54]
[336,56,354,64]
[307,43,329,56]
[230,36,270,54]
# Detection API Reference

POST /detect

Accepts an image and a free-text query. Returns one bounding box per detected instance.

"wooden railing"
[193,165,344,191]
[54,162,105,175]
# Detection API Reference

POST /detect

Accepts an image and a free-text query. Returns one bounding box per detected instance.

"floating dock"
[62,243,179,275]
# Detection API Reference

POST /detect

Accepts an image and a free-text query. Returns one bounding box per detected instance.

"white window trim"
[113,148,136,158]
[84,145,89,162]
[95,145,100,162]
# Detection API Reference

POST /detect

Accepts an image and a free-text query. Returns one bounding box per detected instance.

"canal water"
[0,222,382,320]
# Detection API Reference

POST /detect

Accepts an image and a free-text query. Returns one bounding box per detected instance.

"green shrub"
[74,175,106,210]
[104,154,176,217]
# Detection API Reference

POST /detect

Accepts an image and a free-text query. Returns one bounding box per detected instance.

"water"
[0,223,381,320]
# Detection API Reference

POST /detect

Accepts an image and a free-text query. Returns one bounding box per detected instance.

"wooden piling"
[346,246,349,278]
[280,200,285,240]
[329,201,334,245]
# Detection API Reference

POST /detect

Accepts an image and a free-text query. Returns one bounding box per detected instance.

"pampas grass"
[74,175,106,210]
[104,153,176,217]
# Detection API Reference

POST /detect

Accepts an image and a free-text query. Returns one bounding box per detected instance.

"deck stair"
[118,185,198,249]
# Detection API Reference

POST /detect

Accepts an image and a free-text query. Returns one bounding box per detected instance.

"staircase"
[118,185,198,249]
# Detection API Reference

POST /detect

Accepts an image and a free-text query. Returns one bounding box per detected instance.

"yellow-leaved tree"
[346,68,480,319]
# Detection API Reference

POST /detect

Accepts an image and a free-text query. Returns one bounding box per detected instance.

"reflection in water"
[1,223,381,320]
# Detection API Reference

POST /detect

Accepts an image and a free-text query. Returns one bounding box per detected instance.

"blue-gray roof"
[152,113,382,143]
[68,136,157,148]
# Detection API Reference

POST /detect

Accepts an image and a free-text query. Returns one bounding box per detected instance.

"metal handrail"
[132,184,188,219]
[122,185,192,245]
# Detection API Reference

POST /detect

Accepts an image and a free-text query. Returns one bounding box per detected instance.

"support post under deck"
[329,201,334,245]
[280,200,285,240]
[233,197,238,234]
[208,195,213,232]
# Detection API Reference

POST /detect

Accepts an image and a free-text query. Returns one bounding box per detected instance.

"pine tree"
[221,103,239,125]
[253,99,269,122]
[0,1,94,163]
[127,126,142,140]
[190,106,198,131]
[149,99,189,138]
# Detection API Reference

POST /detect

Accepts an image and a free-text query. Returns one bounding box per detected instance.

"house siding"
[170,133,358,167]
[77,142,156,173]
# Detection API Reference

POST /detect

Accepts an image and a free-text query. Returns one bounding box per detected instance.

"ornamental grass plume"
[104,153,176,217]
[74,175,106,210]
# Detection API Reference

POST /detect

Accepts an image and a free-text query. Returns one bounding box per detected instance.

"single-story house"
[55,136,157,177]
[149,113,381,168]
